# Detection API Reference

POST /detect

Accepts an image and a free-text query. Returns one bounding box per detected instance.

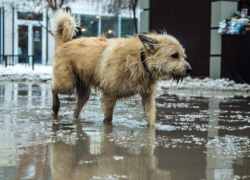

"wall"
[150,0,211,77]
[2,5,13,55]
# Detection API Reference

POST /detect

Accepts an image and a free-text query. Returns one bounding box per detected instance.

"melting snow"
[159,76,250,92]
[0,64,52,82]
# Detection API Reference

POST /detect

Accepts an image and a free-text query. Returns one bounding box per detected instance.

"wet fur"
[51,10,191,128]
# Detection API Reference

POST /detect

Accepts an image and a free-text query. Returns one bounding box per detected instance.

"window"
[18,25,28,56]
[80,15,99,37]
[18,12,43,21]
[33,26,42,64]
[121,18,136,37]
[74,14,138,38]
[101,16,118,38]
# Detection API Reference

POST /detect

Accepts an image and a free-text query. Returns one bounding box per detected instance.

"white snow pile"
[0,64,52,82]
[1,65,250,92]
[159,76,250,92]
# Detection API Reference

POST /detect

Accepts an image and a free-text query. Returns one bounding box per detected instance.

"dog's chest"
[115,80,154,97]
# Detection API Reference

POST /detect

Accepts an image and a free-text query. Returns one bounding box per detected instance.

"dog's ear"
[138,34,158,53]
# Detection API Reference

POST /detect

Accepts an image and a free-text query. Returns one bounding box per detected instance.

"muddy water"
[0,82,250,180]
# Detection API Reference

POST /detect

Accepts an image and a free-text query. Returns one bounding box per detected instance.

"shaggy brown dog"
[51,10,191,128]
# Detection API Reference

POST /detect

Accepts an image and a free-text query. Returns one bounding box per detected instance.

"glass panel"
[121,18,136,37]
[33,26,42,64]
[80,15,98,37]
[101,16,118,38]
[74,14,79,22]
[18,25,28,63]
[18,12,43,21]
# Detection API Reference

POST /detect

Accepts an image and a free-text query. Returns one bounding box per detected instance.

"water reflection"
[51,122,170,180]
[206,97,233,180]
[0,82,250,180]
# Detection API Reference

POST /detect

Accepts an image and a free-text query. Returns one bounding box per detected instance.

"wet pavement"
[0,82,250,180]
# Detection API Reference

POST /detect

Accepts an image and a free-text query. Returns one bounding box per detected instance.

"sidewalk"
[1,65,250,92]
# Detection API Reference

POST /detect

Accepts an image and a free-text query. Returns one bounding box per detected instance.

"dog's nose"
[186,67,192,74]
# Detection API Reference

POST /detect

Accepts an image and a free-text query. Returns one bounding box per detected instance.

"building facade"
[0,0,140,65]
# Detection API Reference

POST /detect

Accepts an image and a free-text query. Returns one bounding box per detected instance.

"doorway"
[17,25,43,64]
[33,26,42,64]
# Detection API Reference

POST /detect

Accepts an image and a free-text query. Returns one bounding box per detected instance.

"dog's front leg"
[51,89,60,117]
[142,93,156,128]
[103,95,117,123]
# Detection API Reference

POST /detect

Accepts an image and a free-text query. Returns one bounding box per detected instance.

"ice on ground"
[113,156,124,160]
[1,65,250,92]
[158,125,178,131]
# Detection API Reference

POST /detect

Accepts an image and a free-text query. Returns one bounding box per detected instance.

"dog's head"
[138,33,191,82]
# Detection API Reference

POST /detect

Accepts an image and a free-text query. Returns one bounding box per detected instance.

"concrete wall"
[140,0,149,33]
[3,5,13,55]
[210,0,238,79]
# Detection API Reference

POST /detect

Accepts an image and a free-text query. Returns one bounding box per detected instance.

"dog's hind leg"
[74,82,91,118]
[142,93,156,128]
[52,89,60,117]
[103,95,117,123]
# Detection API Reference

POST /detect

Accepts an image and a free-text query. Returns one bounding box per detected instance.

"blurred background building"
[0,0,140,65]
[0,0,249,84]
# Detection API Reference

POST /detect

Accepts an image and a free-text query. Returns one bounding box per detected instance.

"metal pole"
[3,6,5,61]
[32,55,34,70]
[12,5,15,56]
[5,56,7,67]
[46,9,48,64]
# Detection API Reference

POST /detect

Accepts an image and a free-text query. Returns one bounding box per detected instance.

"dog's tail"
[54,9,77,46]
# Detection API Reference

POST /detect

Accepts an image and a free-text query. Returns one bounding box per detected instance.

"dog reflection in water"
[50,122,170,180]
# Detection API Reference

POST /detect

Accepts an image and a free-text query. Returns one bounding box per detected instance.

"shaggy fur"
[51,10,191,128]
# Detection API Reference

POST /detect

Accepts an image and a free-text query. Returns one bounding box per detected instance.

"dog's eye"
[171,53,179,59]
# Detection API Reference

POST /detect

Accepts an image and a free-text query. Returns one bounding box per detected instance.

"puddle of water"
[0,82,250,180]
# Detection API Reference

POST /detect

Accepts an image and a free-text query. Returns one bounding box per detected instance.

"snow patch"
[159,76,250,92]
[0,65,52,82]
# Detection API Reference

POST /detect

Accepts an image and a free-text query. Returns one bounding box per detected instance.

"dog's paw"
[74,114,80,119]
[103,118,112,123]
[147,123,157,129]
[51,111,58,119]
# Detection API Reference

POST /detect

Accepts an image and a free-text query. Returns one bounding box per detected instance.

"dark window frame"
[18,11,43,21]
